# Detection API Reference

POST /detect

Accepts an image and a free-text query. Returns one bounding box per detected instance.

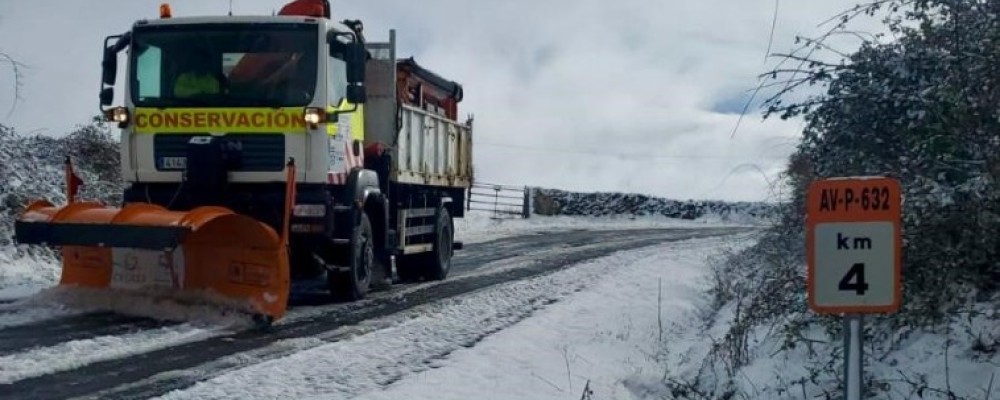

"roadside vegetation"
[0,119,121,252]
[669,1,1000,398]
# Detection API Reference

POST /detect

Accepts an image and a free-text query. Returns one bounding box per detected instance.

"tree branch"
[0,50,27,117]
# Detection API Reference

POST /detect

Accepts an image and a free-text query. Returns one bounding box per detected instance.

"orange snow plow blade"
[13,201,291,321]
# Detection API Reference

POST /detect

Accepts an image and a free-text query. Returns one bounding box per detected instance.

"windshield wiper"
[139,95,300,108]
[139,97,220,108]
[221,97,294,108]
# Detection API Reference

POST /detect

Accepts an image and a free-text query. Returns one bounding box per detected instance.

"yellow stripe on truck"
[326,99,365,141]
[133,107,308,134]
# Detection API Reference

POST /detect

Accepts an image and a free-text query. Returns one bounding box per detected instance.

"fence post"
[466,185,472,211]
[522,186,531,219]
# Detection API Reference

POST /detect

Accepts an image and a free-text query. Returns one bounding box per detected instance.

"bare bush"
[0,50,26,116]
[0,119,124,254]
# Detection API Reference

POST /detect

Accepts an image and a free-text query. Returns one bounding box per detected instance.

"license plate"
[159,157,187,170]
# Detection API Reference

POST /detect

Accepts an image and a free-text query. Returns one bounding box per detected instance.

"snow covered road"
[0,223,753,400]
[157,234,752,400]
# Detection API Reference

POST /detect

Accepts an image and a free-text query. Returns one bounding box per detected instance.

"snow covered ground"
[352,235,756,400]
[0,210,753,302]
[0,249,59,302]
[0,205,774,399]
[0,323,221,384]
[455,209,759,244]
[150,231,757,400]
[670,300,1000,399]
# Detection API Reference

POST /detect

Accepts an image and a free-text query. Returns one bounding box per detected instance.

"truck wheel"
[329,212,373,301]
[426,207,454,281]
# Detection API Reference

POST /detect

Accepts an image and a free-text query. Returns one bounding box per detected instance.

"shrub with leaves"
[688,0,1000,397]
[767,0,1000,325]
[532,188,780,224]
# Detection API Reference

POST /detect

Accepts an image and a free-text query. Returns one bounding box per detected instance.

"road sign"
[807,177,902,314]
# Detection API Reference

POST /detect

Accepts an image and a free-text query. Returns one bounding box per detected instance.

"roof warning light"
[160,3,172,19]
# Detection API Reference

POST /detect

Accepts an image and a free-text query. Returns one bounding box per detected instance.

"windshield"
[129,23,318,108]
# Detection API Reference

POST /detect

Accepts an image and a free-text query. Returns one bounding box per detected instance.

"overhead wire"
[475,141,789,161]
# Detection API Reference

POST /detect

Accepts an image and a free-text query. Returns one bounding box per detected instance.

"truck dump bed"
[363,30,473,189]
[394,104,473,188]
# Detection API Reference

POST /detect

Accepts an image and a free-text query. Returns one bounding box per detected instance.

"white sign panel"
[110,247,185,290]
[328,118,351,173]
[812,221,896,308]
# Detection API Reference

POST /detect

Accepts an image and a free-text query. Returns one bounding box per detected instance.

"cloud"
[0,0,885,201]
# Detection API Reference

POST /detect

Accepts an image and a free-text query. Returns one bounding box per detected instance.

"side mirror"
[102,48,117,86]
[346,84,366,104]
[100,87,114,106]
[344,42,366,84]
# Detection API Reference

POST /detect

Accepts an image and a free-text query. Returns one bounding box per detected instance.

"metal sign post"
[807,177,902,399]
[844,314,863,400]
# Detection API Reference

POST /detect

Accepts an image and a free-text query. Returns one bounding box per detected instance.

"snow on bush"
[532,188,780,225]
[663,1,1000,398]
[0,119,123,290]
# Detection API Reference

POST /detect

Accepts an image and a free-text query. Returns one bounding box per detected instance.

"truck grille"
[153,134,286,172]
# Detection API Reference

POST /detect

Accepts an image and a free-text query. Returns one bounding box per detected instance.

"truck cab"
[103,15,367,187]
[97,6,473,306]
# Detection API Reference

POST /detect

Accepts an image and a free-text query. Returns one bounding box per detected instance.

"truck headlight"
[105,107,130,124]
[303,108,325,126]
[293,204,326,217]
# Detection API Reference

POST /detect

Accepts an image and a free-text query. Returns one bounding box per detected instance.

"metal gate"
[466,182,531,219]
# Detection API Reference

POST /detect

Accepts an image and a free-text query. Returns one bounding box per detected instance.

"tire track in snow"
[0,227,749,400]
[0,324,223,384]
[0,312,174,356]
[0,228,636,332]
[152,235,742,400]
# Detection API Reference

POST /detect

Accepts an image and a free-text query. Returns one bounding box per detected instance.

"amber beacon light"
[160,3,173,18]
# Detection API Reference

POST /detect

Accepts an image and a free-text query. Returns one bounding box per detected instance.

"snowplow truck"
[13,2,473,325]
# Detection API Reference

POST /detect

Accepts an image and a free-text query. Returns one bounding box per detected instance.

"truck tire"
[395,206,454,282]
[329,212,373,301]
[425,207,454,281]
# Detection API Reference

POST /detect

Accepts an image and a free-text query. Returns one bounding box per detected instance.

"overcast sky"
[0,0,879,202]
